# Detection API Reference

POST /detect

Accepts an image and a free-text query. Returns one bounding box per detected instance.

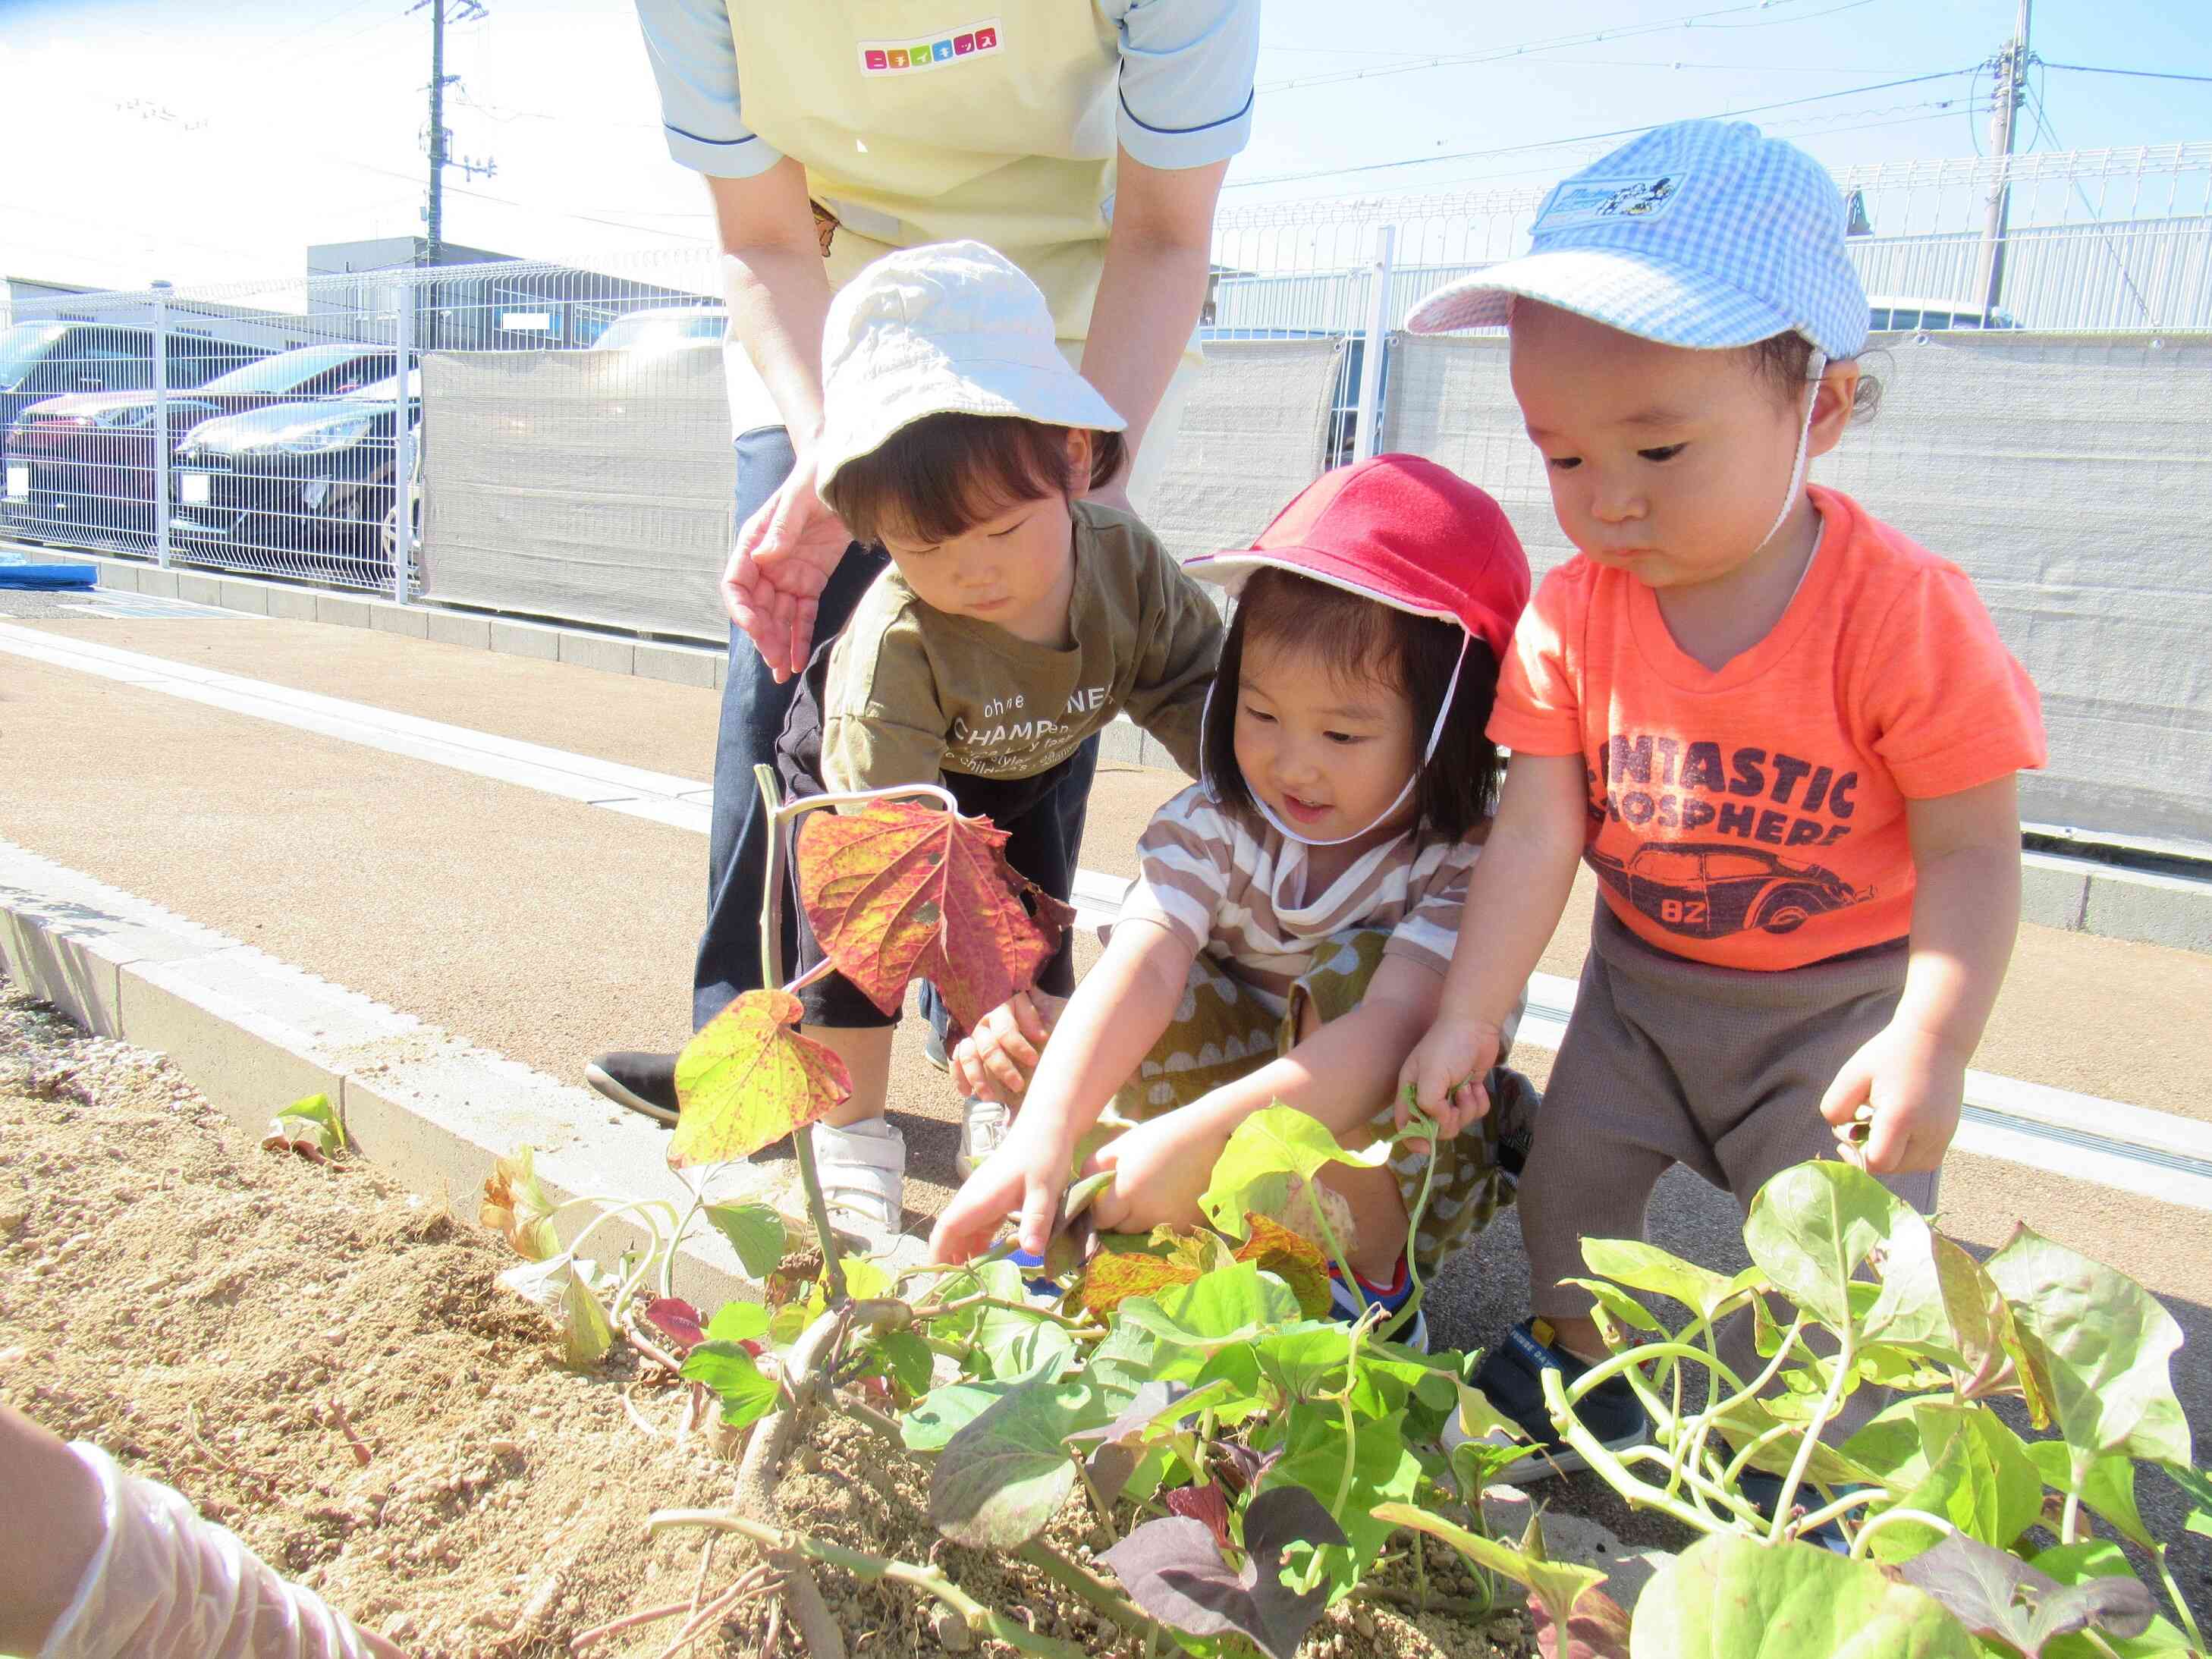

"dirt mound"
[0,978,1530,1657]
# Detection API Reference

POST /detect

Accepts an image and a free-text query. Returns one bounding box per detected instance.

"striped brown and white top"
[1117,784,1482,1003]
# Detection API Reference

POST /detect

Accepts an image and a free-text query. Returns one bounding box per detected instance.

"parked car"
[1585,842,1865,940]
[0,320,269,471]
[1865,294,2021,331]
[4,343,401,545]
[590,304,727,352]
[169,369,418,576]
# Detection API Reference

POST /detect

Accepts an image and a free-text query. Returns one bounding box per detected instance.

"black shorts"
[773,644,1094,1031]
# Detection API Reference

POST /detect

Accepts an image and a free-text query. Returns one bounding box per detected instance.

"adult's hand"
[724,451,853,681]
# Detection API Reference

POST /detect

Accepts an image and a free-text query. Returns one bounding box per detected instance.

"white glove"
[38,1441,390,1659]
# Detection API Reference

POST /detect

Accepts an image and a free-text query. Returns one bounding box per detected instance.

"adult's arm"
[1082,0,1260,498]
[632,2,845,672]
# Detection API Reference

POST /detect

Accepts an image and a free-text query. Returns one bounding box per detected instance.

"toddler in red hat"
[930,455,1537,1349]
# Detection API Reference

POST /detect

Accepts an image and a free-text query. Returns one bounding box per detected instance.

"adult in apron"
[590,2,1259,1145]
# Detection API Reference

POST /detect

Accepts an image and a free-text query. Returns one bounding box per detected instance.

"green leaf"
[2025,1442,2154,1554]
[928,1376,1101,1549]
[1857,1207,1959,1362]
[903,1378,1032,1452]
[1198,1105,1375,1240]
[704,1203,787,1277]
[1265,1404,1422,1572]
[1563,1277,1667,1346]
[681,1340,781,1428]
[1843,1402,2045,1559]
[1118,1262,1306,1384]
[1633,1531,1980,1658]
[1580,1238,1755,1324]
[703,1301,771,1344]
[269,1092,347,1156]
[869,1330,935,1398]
[1371,1503,1610,1637]
[1984,1225,2192,1475]
[670,989,852,1167]
[1928,1233,2047,1419]
[561,1271,614,1370]
[2160,1461,2212,1541]
[971,1300,1076,1384]
[1743,1161,1902,1331]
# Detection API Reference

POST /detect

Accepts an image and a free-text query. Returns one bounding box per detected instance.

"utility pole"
[412,0,493,268]
[1976,0,2032,327]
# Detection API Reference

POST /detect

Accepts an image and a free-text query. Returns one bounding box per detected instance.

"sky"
[0,0,2205,294]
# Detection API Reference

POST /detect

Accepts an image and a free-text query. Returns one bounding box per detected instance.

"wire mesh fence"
[3,143,2207,608]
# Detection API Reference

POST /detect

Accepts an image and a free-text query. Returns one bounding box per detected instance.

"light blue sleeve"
[630,0,785,178]
[1103,0,1260,169]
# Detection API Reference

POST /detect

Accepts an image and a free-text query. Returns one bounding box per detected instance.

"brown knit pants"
[1522,906,1938,1323]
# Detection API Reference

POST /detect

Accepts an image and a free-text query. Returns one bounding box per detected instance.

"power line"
[1256,0,1874,94]
[1223,65,1975,190]
[2041,63,2212,87]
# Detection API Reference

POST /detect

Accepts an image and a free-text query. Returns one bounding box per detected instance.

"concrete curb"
[0,837,775,1310]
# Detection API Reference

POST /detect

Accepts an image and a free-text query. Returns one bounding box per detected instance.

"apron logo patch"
[860,18,1000,75]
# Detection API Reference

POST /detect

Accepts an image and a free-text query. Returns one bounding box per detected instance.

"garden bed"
[0,975,1529,1659]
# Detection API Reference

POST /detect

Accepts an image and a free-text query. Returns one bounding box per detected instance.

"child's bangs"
[823,412,1117,547]
[1233,570,1406,694]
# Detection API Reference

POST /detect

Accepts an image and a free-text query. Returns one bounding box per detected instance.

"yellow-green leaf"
[671,989,851,1167]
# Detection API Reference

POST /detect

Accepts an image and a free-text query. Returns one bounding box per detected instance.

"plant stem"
[2152,1546,2207,1653]
[1846,1507,1956,1561]
[1353,1584,1497,1617]
[915,1291,1101,1333]
[660,1175,709,1302]
[2060,1486,2084,1545]
[1016,1541,1155,1642]
[753,762,848,1307]
[1793,1485,1887,1538]
[1305,1183,1365,1315]
[1766,1322,1852,1546]
[647,1509,1093,1659]
[1538,1365,1719,1536]
[1394,1116,1441,1340]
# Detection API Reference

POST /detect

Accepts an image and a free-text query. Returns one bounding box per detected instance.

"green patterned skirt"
[1096,928,1532,1274]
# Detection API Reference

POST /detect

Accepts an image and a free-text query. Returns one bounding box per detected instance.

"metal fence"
[4,143,2208,606]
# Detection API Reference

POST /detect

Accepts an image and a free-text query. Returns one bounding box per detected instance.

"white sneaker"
[954,1096,1011,1180]
[809,1117,906,1242]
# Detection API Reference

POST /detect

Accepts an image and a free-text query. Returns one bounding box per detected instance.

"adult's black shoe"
[585,1051,678,1125]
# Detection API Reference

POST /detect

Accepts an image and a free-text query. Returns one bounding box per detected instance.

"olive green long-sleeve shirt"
[819,502,1223,792]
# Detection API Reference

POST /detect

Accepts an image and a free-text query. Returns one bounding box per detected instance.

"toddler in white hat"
[1395,121,2045,1491]
[771,240,1224,1239]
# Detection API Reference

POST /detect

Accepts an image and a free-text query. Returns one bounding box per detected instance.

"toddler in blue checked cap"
[1395,121,2046,1491]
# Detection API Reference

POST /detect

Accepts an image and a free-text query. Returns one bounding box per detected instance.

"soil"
[0,974,1532,1659]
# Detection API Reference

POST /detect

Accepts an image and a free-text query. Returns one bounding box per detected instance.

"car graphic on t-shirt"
[1586,842,1868,939]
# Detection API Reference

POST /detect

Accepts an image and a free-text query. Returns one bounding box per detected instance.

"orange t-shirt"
[1489,485,2046,971]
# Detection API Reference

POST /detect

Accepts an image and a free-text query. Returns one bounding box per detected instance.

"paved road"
[3,605,2207,1594]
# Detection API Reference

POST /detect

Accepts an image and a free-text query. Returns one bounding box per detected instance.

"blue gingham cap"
[1406,120,1870,359]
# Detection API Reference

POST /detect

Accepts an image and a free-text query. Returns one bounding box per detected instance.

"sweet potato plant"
[481,771,2209,1659]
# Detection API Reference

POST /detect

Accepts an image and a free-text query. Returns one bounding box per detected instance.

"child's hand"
[950,991,1065,1104]
[1397,1017,1504,1141]
[1082,1111,1227,1237]
[1818,1020,1968,1174]
[928,1123,1070,1264]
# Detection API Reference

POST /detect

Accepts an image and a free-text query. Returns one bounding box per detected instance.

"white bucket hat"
[815,240,1126,490]
[1404,120,1871,361]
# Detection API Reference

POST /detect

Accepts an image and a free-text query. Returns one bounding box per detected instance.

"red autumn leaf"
[1164,1482,1234,1551]
[1075,1245,1206,1322]
[643,1297,707,1353]
[795,798,1076,1032]
[1530,1587,1632,1659]
[670,989,852,1168]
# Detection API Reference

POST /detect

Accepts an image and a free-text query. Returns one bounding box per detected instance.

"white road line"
[11,621,2210,1205]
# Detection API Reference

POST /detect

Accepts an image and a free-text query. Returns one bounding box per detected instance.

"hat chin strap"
[1753,349,1828,555]
[1234,633,1471,850]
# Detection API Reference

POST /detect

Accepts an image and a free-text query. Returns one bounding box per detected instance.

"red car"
[4,343,399,546]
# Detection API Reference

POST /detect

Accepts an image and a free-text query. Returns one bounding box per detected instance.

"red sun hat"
[1185,454,1531,663]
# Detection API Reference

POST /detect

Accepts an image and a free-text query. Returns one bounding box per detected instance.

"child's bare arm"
[1084,953,1444,1236]
[928,919,1195,1261]
[1821,774,2022,1173]
[1400,753,1588,1123]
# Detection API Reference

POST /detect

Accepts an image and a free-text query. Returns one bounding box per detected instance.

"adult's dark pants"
[693,426,1100,1032]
